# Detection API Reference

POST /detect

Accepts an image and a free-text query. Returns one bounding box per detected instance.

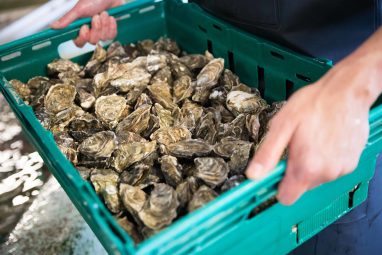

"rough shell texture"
[113,141,157,172]
[150,126,192,146]
[95,94,127,128]
[44,84,76,113]
[188,185,217,212]
[194,157,229,188]
[138,183,179,230]
[167,139,212,158]
[78,131,117,158]
[159,155,183,187]
[116,104,151,135]
[226,91,267,116]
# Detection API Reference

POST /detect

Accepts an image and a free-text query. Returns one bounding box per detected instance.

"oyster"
[213,137,253,158]
[84,44,107,76]
[179,54,209,71]
[106,41,127,59]
[116,104,151,135]
[226,91,267,116]
[113,141,157,172]
[76,166,93,180]
[188,185,217,212]
[117,131,146,144]
[9,79,31,103]
[120,164,150,186]
[150,66,173,85]
[95,94,127,128]
[153,37,181,56]
[141,114,160,139]
[159,155,183,187]
[176,176,199,208]
[167,139,212,158]
[47,59,81,76]
[44,84,76,113]
[192,58,224,104]
[194,157,229,188]
[90,169,121,213]
[135,93,153,109]
[169,56,192,79]
[78,131,117,158]
[146,51,168,73]
[138,183,179,230]
[110,66,151,93]
[195,112,218,145]
[246,114,261,142]
[55,132,78,164]
[220,69,239,91]
[221,175,246,192]
[147,82,177,110]
[137,39,155,55]
[152,103,173,128]
[77,89,96,110]
[150,126,192,146]
[120,183,147,217]
[68,113,103,142]
[173,76,194,103]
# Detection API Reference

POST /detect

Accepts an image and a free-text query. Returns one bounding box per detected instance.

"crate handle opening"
[32,41,52,51]
[257,66,265,97]
[285,80,294,99]
[296,73,312,82]
[213,24,222,31]
[228,51,235,72]
[139,5,155,14]
[348,183,361,208]
[270,51,284,60]
[207,40,213,54]
[58,39,112,59]
[1,51,21,62]
[198,25,207,33]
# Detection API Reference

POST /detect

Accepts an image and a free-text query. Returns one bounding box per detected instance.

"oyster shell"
[226,91,267,116]
[47,59,81,76]
[106,41,127,59]
[221,175,245,192]
[176,176,199,208]
[179,54,209,71]
[195,112,218,145]
[110,66,151,92]
[9,79,31,103]
[95,94,127,128]
[117,131,146,144]
[150,126,192,146]
[188,185,217,212]
[138,183,179,230]
[120,183,147,217]
[159,155,183,187]
[113,141,157,172]
[167,139,212,158]
[78,131,117,158]
[76,89,96,110]
[84,44,107,76]
[150,66,173,85]
[146,51,168,73]
[120,164,150,186]
[147,82,177,110]
[76,166,93,180]
[90,169,121,213]
[192,58,224,104]
[194,157,229,188]
[153,37,181,56]
[68,113,103,142]
[135,93,153,109]
[116,104,151,135]
[44,84,76,113]
[55,132,78,164]
[173,76,194,103]
[220,69,239,91]
[153,103,174,128]
[137,39,155,55]
[246,114,261,142]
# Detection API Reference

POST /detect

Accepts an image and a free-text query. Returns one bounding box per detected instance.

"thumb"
[51,7,81,29]
[246,111,296,179]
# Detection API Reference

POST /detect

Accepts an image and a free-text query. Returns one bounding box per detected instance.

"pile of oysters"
[9,37,284,242]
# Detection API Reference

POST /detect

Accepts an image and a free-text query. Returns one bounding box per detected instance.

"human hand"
[51,0,124,47]
[246,56,376,205]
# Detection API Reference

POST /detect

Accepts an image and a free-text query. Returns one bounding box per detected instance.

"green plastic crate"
[1,0,382,254]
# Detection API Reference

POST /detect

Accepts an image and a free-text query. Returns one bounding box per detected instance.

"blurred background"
[0,1,107,254]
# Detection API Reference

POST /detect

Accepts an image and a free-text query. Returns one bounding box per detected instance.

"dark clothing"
[192,1,382,254]
[193,0,379,62]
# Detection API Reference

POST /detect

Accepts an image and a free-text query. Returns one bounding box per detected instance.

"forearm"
[333,27,382,107]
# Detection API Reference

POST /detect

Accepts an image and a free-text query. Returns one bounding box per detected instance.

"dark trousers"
[291,153,382,255]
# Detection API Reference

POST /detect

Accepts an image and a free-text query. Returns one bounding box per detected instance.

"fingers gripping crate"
[1,0,382,254]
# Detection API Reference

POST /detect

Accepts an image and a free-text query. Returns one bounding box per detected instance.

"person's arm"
[51,0,123,47]
[246,28,382,205]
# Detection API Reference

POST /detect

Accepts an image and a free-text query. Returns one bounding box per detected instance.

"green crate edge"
[0,0,381,254]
